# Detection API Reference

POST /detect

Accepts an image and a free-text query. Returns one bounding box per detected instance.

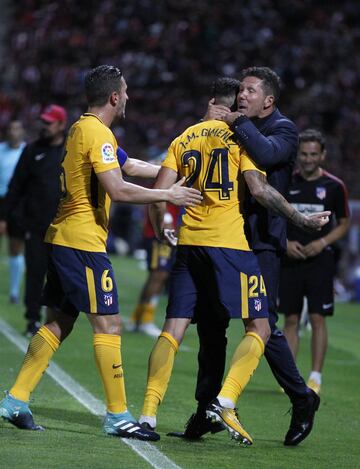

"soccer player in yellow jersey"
[138,78,330,445]
[0,65,202,441]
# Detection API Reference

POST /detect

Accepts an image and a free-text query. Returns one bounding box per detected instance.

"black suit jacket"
[232,108,298,252]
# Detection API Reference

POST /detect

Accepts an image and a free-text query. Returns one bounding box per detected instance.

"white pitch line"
[0,319,181,469]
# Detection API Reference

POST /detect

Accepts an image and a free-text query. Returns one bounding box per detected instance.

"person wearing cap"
[5,104,67,336]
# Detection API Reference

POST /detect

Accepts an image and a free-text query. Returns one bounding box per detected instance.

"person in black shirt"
[279,129,350,395]
[6,105,67,336]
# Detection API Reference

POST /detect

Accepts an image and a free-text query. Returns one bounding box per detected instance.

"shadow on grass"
[247,387,287,397]
[33,406,101,429]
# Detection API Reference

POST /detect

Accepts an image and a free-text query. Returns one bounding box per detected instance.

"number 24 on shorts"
[247,274,266,298]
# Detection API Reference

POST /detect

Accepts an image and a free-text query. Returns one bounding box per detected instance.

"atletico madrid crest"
[254,299,262,311]
[104,293,113,306]
[316,186,326,200]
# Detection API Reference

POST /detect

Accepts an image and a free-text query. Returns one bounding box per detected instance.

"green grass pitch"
[1,254,359,468]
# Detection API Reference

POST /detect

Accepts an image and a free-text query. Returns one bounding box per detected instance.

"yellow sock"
[142,332,179,417]
[219,332,265,405]
[10,326,60,402]
[141,303,156,324]
[93,334,127,414]
[130,303,155,324]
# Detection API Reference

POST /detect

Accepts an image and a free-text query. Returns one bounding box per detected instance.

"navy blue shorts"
[43,244,119,315]
[166,246,268,321]
[145,237,175,272]
[278,249,335,317]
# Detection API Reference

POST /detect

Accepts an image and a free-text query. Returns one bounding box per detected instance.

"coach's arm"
[229,116,297,168]
[204,101,297,169]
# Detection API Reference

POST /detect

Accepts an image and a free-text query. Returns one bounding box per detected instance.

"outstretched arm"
[97,166,201,207]
[117,146,160,178]
[243,170,330,231]
[122,158,160,178]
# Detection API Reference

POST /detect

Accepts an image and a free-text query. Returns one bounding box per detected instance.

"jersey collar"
[83,113,105,125]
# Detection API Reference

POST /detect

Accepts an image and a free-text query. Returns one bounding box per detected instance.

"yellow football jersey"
[162,120,264,250]
[45,114,119,252]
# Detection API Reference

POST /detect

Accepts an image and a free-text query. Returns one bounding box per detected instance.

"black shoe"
[284,390,320,446]
[24,321,41,338]
[141,422,156,431]
[167,411,225,440]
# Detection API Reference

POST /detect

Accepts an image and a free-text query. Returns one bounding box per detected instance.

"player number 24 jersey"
[163,120,264,251]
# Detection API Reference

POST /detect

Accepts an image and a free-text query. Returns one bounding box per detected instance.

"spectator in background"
[0,119,26,304]
[6,105,67,336]
[0,2,359,199]
[279,129,350,395]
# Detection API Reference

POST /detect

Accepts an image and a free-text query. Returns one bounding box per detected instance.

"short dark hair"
[85,65,123,106]
[240,66,281,102]
[211,77,240,108]
[299,129,326,152]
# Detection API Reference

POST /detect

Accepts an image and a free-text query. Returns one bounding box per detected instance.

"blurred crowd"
[0,0,359,195]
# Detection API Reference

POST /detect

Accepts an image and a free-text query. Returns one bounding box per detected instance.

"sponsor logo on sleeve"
[101,143,116,163]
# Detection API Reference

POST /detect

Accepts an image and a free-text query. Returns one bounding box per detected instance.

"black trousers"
[195,249,308,410]
[24,231,48,322]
